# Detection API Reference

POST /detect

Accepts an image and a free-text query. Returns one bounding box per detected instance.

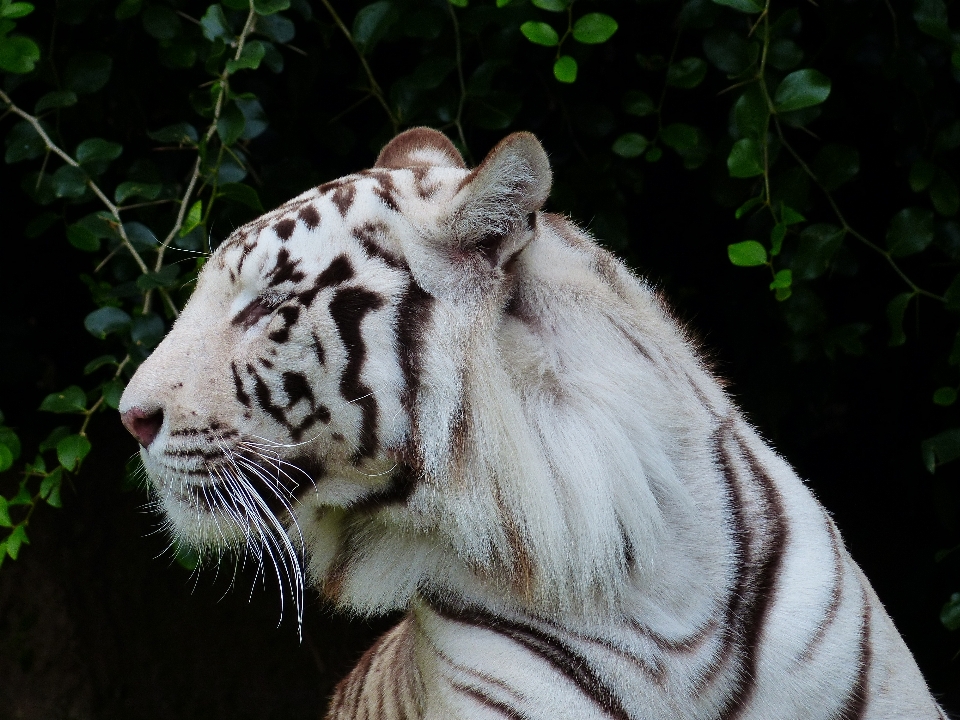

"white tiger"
[119,128,948,719]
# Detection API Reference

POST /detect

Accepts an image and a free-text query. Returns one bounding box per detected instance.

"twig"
[447,2,471,163]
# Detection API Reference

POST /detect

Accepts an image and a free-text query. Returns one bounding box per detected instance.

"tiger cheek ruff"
[119,128,947,720]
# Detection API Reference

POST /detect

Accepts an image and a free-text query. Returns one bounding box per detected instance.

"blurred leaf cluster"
[1,0,960,638]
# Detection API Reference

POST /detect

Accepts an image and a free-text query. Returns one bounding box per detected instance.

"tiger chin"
[119,128,947,719]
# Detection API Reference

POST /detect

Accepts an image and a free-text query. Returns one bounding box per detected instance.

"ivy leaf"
[76,138,123,165]
[180,200,203,237]
[131,314,166,350]
[34,90,77,113]
[39,468,62,507]
[353,1,398,54]
[914,0,951,41]
[711,0,762,13]
[612,133,648,159]
[39,427,71,454]
[5,119,46,163]
[102,379,125,410]
[0,497,11,527]
[39,386,87,413]
[728,240,767,266]
[115,0,142,20]
[217,102,246,145]
[773,69,831,113]
[0,444,12,473]
[553,56,577,83]
[810,144,859,191]
[922,429,960,473]
[886,207,934,257]
[886,292,913,346]
[0,34,40,73]
[769,269,792,290]
[147,122,198,145]
[768,38,803,71]
[225,40,266,73]
[6,525,29,560]
[0,427,21,462]
[84,355,118,374]
[135,265,180,291]
[572,13,617,44]
[934,388,957,406]
[67,223,101,252]
[703,29,757,76]
[253,0,291,14]
[218,182,264,211]
[84,307,132,338]
[114,181,161,204]
[930,172,959,217]
[200,4,233,42]
[727,138,764,178]
[256,13,295,43]
[520,21,558,46]
[531,0,568,10]
[734,86,768,140]
[792,224,844,280]
[64,52,112,94]
[622,90,655,117]
[1,3,35,19]
[909,160,936,193]
[666,57,707,89]
[142,5,182,40]
[941,593,960,630]
[56,434,91,471]
[52,165,88,198]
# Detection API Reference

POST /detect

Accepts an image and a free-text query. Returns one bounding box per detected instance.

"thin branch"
[318,0,398,132]
[447,2,471,163]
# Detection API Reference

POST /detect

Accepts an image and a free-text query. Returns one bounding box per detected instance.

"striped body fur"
[119,129,946,719]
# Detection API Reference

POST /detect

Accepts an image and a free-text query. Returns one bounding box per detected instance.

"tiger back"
[119,128,948,719]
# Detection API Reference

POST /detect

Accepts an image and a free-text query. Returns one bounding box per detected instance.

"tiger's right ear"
[375,127,467,170]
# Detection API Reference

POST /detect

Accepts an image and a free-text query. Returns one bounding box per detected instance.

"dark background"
[1,0,960,716]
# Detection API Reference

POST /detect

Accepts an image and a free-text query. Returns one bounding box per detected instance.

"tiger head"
[120,129,710,619]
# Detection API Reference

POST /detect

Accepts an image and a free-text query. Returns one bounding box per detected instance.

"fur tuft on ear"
[448,132,552,267]
[375,127,467,170]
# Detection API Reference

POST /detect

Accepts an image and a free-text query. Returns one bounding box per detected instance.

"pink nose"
[121,407,164,448]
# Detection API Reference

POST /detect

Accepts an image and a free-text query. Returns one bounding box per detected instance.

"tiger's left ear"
[448,132,552,268]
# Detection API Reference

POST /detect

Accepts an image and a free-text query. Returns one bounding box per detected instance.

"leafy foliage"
[1,0,960,653]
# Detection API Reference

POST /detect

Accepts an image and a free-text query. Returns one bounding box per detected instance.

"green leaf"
[612,133,649,159]
[733,86,768,140]
[64,52,112,94]
[39,468,62,507]
[886,207,934,257]
[0,427,21,462]
[727,138,764,178]
[67,223,100,252]
[728,240,767,266]
[666,57,707,89]
[218,182,264,211]
[735,196,763,219]
[6,525,28,560]
[181,200,203,237]
[52,165,88,198]
[768,38,803,71]
[941,593,960,630]
[254,0,291,14]
[84,355,118,374]
[225,40,266,73]
[34,90,77,113]
[236,97,268,139]
[914,0,951,41]
[930,172,959,217]
[57,434,91,471]
[520,21,558,46]
[781,205,805,225]
[114,181,162,204]
[0,34,40,73]
[711,0,762,13]
[703,29,757,76]
[773,69,831,113]
[84,306,132,339]
[810,144,859,191]
[532,0,568,9]
[935,121,960,153]
[770,223,786,256]
[76,138,123,165]
[142,4,182,40]
[256,13,295,43]
[572,13,617,44]
[661,123,708,169]
[217,102,246,145]
[115,0,142,20]
[0,444,12,473]
[553,55,577,83]
[622,90,655,117]
[886,292,913,346]
[909,159,936,193]
[135,264,180,291]
[792,224,844,280]
[147,122,198,144]
[353,1,397,53]
[769,268,792,290]
[39,427,71,454]
[39,386,86,413]
[922,429,960,473]
[4,119,46,163]
[645,147,662,163]
[448,0,467,6]
[0,497,11,527]
[934,388,957,406]
[201,4,232,41]
[131,313,166,349]
[102,379,125,410]
[1,3,35,19]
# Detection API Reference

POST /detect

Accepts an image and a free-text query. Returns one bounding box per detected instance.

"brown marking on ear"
[412,166,440,199]
[375,127,467,170]
[298,204,320,229]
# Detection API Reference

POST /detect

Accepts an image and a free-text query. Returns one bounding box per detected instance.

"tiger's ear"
[375,127,467,170]
[448,132,552,268]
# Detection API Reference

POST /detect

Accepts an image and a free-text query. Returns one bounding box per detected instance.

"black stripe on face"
[329,183,356,217]
[451,682,529,720]
[396,280,434,418]
[350,465,418,514]
[429,599,631,720]
[268,247,306,286]
[353,221,405,269]
[231,361,251,407]
[298,204,320,229]
[329,287,385,462]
